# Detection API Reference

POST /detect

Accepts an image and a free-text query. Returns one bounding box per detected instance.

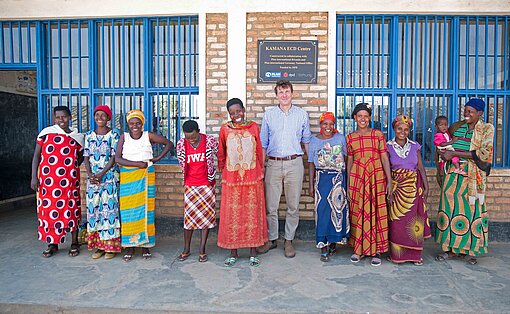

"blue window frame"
[336,15,510,167]
[0,16,198,163]
[0,21,37,68]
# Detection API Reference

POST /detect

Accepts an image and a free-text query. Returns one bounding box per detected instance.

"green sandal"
[249,256,260,267]
[224,257,238,267]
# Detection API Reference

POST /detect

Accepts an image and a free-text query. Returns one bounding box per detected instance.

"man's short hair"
[53,106,71,116]
[182,120,199,133]
[274,80,293,94]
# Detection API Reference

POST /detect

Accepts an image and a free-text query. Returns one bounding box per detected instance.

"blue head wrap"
[465,98,485,112]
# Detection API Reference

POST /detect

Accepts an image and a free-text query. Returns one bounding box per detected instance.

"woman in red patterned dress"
[346,103,393,266]
[30,106,84,257]
[217,98,268,267]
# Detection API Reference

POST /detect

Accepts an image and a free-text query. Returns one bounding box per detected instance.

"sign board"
[257,40,318,84]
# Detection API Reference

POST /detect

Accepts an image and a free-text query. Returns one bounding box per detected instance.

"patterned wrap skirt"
[119,165,156,248]
[184,185,216,230]
[314,169,349,248]
[388,168,431,263]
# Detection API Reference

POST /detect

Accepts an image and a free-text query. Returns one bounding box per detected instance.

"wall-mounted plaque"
[258,40,318,84]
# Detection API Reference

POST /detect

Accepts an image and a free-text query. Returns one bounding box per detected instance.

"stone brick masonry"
[80,12,510,224]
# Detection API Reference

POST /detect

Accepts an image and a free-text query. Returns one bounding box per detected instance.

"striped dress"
[119,132,156,248]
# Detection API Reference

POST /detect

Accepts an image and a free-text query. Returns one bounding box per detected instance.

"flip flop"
[177,252,190,261]
[68,243,80,257]
[467,258,478,265]
[224,257,238,267]
[142,252,152,260]
[42,245,58,258]
[435,252,461,261]
[320,252,330,262]
[198,253,208,263]
[123,254,133,262]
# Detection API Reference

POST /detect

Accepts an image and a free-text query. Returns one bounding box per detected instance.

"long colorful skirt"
[217,180,268,249]
[435,163,489,256]
[348,159,389,256]
[314,169,349,248]
[184,185,216,230]
[388,168,431,263]
[119,165,155,248]
[86,170,121,253]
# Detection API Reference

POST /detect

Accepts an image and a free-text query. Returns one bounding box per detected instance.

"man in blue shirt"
[257,80,311,258]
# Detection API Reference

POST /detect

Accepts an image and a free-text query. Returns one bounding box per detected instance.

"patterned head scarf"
[320,112,336,124]
[392,115,414,130]
[319,112,339,134]
[126,109,145,125]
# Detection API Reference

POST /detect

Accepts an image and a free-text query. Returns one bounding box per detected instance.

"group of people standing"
[31,80,494,267]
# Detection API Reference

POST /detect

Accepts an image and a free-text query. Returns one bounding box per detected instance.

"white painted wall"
[1,0,509,19]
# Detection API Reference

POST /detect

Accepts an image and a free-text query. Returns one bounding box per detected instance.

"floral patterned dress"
[84,129,121,253]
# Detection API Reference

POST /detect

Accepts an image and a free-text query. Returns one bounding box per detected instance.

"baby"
[434,116,465,175]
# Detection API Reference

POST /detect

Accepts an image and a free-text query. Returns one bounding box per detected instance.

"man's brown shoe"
[284,240,296,258]
[256,241,277,254]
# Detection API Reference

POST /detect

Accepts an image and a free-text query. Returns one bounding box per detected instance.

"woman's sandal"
[123,248,135,262]
[142,249,152,260]
[198,253,208,263]
[224,256,238,267]
[328,245,337,256]
[467,258,478,265]
[42,244,58,258]
[177,252,191,261]
[435,252,460,261]
[320,252,330,262]
[68,243,80,257]
[371,254,382,267]
[414,259,424,266]
[249,256,260,267]
[350,254,364,263]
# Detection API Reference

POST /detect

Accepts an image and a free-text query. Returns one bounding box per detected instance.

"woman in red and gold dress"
[217,98,268,267]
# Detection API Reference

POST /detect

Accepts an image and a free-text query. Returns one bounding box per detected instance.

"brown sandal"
[42,244,58,258]
[198,253,208,263]
[177,252,190,261]
[68,243,80,257]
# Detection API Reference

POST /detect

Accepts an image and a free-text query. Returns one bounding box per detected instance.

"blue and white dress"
[84,129,121,251]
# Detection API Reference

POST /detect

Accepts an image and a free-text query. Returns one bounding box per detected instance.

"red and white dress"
[36,125,84,244]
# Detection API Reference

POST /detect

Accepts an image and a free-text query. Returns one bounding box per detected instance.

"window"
[336,15,510,167]
[0,16,199,163]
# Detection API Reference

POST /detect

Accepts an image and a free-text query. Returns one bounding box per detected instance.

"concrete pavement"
[1,206,509,313]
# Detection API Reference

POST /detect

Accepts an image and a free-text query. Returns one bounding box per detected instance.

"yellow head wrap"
[126,109,145,125]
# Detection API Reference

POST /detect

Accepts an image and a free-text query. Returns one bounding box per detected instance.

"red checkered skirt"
[184,185,216,230]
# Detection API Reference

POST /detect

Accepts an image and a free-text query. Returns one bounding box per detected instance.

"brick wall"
[245,12,328,219]
[78,12,510,224]
[205,13,228,135]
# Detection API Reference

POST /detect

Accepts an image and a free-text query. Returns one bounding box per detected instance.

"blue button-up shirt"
[260,105,312,157]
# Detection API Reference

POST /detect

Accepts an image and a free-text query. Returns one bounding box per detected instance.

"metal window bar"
[336,15,509,167]
[0,21,37,67]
